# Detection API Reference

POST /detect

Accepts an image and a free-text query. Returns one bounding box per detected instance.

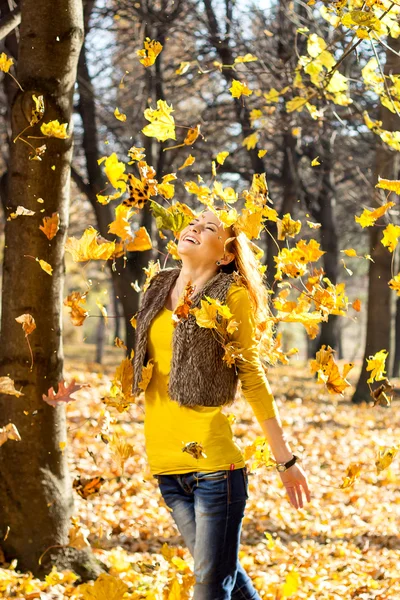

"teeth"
[185,236,199,244]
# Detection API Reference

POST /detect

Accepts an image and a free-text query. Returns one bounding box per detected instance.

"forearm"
[256,413,293,463]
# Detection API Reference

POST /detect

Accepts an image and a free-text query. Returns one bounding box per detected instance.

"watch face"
[277,465,286,472]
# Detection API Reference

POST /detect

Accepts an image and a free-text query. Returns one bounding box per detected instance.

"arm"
[226,285,311,508]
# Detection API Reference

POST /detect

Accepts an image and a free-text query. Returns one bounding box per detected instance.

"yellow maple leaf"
[310,345,353,395]
[311,156,320,166]
[258,149,267,157]
[39,212,60,240]
[108,204,135,241]
[375,445,398,473]
[355,202,395,227]
[242,131,259,150]
[263,87,281,103]
[137,37,163,67]
[234,53,258,63]
[142,99,176,142]
[375,177,400,194]
[381,223,400,252]
[40,120,69,139]
[64,291,88,326]
[114,107,126,122]
[277,213,302,240]
[339,463,362,489]
[138,359,154,391]
[79,573,128,600]
[286,96,308,113]
[125,227,152,252]
[229,79,253,98]
[98,153,128,195]
[65,227,116,262]
[366,349,388,383]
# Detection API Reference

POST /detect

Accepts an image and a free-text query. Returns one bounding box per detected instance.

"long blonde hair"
[211,208,275,362]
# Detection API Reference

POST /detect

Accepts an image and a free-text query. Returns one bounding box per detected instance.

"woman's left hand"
[278,463,311,509]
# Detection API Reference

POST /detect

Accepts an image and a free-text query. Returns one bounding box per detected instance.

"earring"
[216,261,220,265]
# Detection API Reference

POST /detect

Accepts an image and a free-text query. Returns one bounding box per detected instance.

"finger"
[295,485,303,509]
[285,486,298,509]
[301,479,312,502]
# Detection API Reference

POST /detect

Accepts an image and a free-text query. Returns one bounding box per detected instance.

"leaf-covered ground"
[1,347,400,599]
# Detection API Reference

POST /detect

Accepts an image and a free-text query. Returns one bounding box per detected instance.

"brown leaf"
[43,379,90,407]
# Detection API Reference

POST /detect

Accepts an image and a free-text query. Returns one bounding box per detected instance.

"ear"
[222,252,235,265]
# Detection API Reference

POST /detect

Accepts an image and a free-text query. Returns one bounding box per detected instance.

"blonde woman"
[132,209,311,600]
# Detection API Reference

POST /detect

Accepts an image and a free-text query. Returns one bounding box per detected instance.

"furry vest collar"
[132,267,240,408]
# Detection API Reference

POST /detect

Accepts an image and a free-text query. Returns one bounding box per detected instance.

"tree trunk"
[0,0,102,577]
[352,38,400,403]
[76,1,152,353]
[315,132,340,353]
[391,296,400,377]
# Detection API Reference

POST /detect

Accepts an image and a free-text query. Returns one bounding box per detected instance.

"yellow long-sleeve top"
[144,282,279,475]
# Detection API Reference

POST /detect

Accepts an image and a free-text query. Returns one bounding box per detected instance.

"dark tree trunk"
[76,1,153,353]
[0,0,102,578]
[391,296,400,377]
[315,133,340,353]
[352,38,400,403]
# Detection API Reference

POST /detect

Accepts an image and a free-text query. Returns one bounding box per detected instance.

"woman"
[132,208,311,600]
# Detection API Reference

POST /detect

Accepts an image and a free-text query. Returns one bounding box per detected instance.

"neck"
[176,263,220,296]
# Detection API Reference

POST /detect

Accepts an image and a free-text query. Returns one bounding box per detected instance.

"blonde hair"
[209,208,275,362]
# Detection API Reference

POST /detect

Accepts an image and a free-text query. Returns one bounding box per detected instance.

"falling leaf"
[352,299,361,311]
[142,99,176,142]
[96,300,108,325]
[36,258,53,275]
[30,94,45,126]
[311,156,320,166]
[15,313,36,336]
[375,446,398,473]
[178,155,196,170]
[371,378,393,407]
[69,516,91,550]
[182,441,207,459]
[137,37,163,67]
[39,212,60,240]
[0,376,24,397]
[42,379,91,407]
[310,345,353,395]
[339,463,362,488]
[64,291,89,326]
[355,202,394,228]
[381,223,400,252]
[282,569,300,597]
[65,227,116,262]
[229,79,253,98]
[109,433,135,473]
[0,52,14,73]
[375,177,400,194]
[366,349,388,384]
[40,120,69,139]
[0,423,21,447]
[73,475,105,500]
[114,107,126,122]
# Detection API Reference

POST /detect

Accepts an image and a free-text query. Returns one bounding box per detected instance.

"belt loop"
[230,463,235,471]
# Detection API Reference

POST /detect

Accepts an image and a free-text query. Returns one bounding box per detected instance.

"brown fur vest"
[131,267,240,407]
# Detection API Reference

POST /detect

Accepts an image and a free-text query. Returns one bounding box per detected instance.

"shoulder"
[226,278,252,310]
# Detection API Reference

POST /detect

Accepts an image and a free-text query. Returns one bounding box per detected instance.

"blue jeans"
[154,467,262,600]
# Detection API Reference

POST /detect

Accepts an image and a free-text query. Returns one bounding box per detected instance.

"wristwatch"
[275,454,298,472]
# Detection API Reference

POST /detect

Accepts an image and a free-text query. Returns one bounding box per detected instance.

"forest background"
[0,0,399,598]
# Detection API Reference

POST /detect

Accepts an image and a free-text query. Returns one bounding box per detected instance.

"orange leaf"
[39,212,60,240]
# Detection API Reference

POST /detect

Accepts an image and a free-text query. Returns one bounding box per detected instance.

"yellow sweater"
[144,283,278,475]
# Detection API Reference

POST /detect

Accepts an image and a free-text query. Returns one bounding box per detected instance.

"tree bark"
[352,38,400,403]
[0,0,102,577]
[76,1,153,353]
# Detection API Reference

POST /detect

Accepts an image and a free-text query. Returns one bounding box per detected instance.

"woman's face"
[177,210,235,268]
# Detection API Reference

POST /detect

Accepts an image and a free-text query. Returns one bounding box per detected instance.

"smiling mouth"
[183,236,200,245]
